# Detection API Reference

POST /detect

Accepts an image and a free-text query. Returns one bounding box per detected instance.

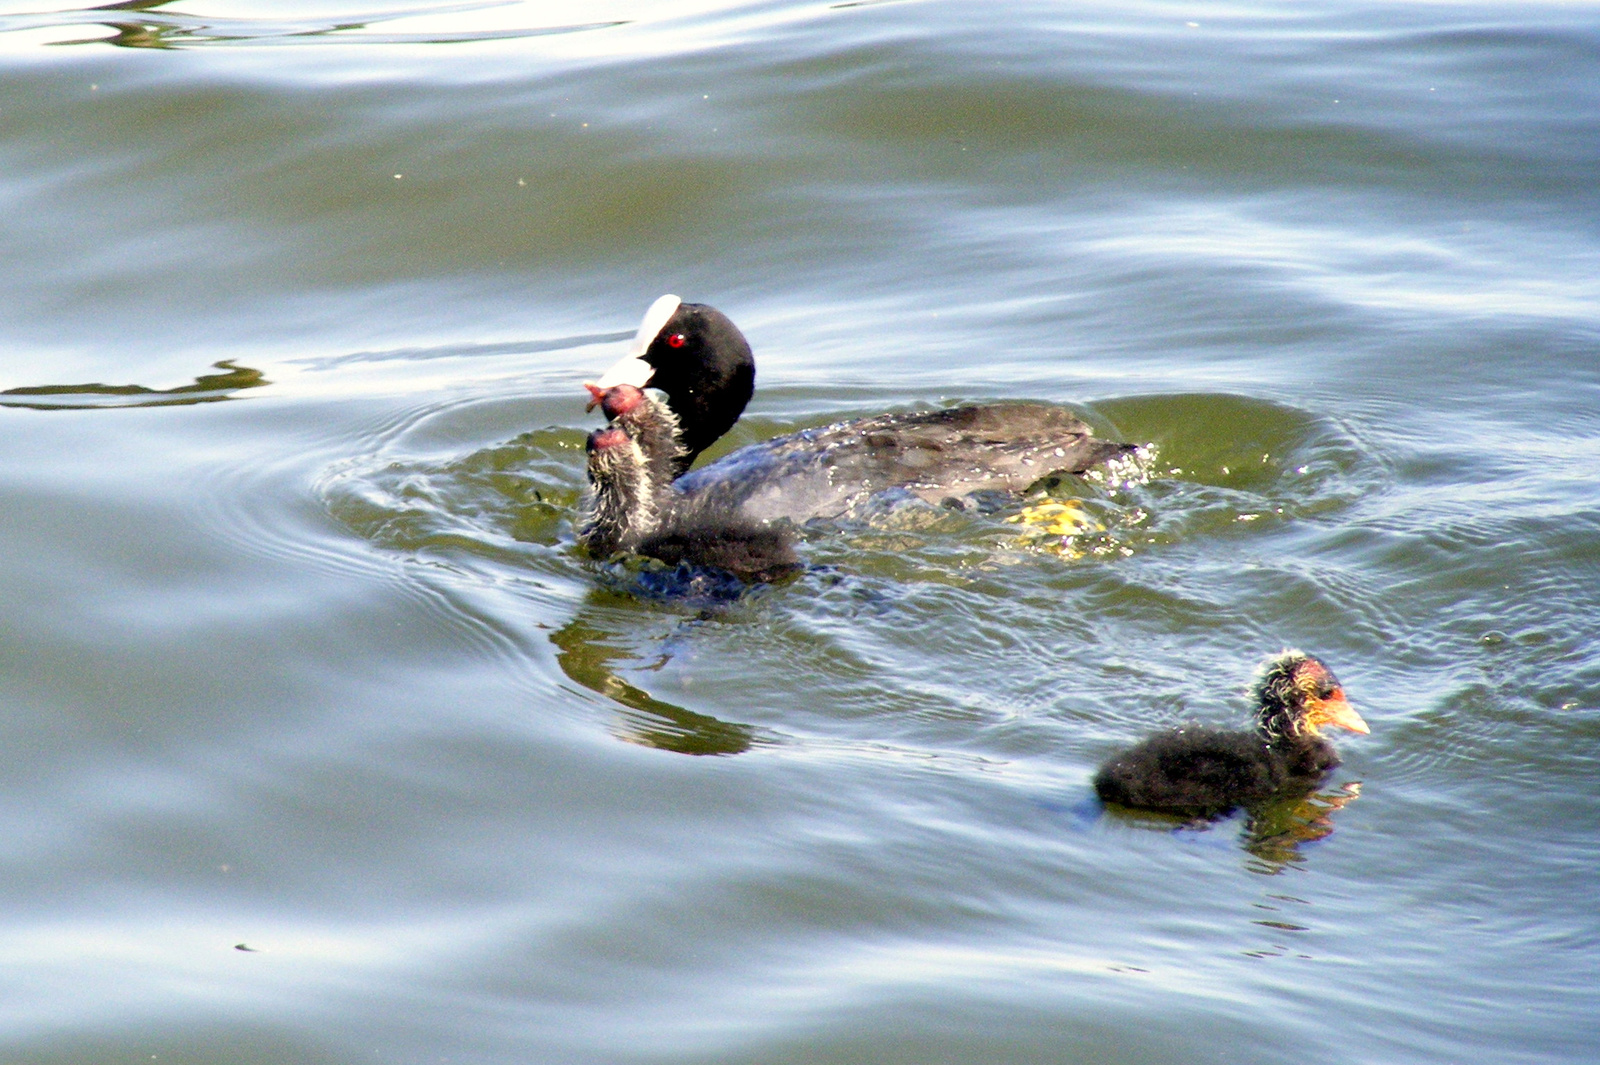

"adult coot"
[1094,652,1369,820]
[587,296,1138,524]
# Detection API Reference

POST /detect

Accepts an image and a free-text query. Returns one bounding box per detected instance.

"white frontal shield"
[591,294,681,389]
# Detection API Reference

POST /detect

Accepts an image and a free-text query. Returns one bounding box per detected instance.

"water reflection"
[55,0,189,50]
[1104,780,1363,870]
[550,613,764,757]
[20,0,627,50]
[0,360,267,409]
[1242,782,1363,873]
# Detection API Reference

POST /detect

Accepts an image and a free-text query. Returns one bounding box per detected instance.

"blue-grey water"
[1,2,1597,1062]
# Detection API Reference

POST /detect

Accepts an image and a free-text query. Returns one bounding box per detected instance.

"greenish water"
[0,1,1597,1062]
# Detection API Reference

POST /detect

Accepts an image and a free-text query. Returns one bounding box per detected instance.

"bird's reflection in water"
[550,612,766,757]
[1242,781,1362,873]
[1105,780,1362,870]
[48,1,622,50]
[52,1,365,50]
[0,360,267,409]
[47,1,192,50]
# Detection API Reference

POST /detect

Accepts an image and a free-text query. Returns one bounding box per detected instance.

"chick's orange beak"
[1314,690,1369,735]
[584,382,606,412]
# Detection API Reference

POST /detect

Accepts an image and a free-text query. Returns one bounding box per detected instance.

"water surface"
[1,1,1597,1062]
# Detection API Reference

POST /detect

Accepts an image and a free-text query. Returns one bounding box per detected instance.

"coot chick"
[578,421,800,585]
[585,380,684,491]
[587,296,1139,517]
[1094,652,1369,820]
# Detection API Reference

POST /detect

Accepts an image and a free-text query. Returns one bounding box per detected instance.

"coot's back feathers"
[677,401,1136,525]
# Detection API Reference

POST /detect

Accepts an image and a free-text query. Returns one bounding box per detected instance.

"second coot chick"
[578,415,800,586]
[1094,652,1369,820]
[588,295,1139,522]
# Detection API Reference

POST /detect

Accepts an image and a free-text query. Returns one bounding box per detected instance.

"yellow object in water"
[1006,499,1101,538]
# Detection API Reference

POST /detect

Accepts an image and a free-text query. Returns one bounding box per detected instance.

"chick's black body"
[627,526,798,584]
[578,400,799,585]
[1093,727,1340,820]
[1094,652,1367,820]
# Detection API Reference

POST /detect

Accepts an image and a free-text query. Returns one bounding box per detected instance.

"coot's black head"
[1252,651,1369,740]
[588,295,755,473]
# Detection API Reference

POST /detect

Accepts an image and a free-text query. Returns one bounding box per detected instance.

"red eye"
[665,333,687,348]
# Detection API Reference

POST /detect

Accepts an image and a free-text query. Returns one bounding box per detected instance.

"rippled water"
[2,1,1597,1062]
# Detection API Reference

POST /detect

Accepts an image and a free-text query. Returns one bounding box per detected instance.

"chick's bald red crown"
[600,384,647,420]
[586,426,631,452]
